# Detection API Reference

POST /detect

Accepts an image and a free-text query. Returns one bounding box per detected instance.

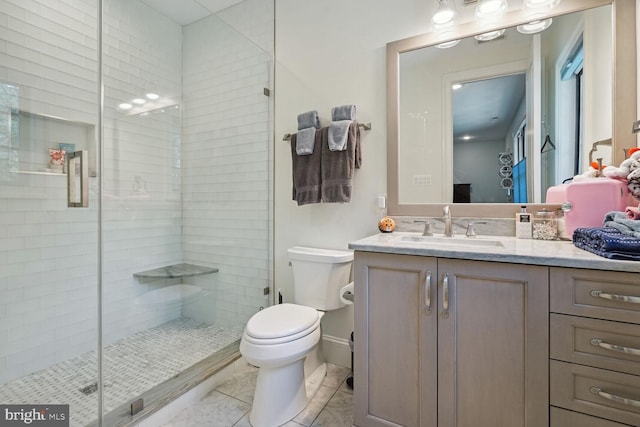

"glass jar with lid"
[532,209,558,240]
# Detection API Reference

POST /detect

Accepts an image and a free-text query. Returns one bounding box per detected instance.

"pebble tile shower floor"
[0,318,241,426]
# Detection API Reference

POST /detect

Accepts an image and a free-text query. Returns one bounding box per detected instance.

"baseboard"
[322,334,352,368]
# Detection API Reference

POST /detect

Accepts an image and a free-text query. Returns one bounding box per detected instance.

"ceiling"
[452,73,526,144]
[139,0,243,25]
[144,0,527,143]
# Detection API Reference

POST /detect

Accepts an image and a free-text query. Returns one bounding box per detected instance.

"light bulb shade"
[517,18,553,34]
[435,39,461,49]
[523,0,559,10]
[432,0,457,26]
[474,29,506,41]
[475,0,508,20]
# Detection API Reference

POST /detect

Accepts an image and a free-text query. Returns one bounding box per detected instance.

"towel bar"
[283,122,372,141]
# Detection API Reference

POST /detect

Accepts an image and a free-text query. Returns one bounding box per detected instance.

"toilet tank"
[288,246,354,311]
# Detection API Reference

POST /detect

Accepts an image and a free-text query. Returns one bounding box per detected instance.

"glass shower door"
[0,0,101,425]
[99,0,273,423]
[0,0,274,424]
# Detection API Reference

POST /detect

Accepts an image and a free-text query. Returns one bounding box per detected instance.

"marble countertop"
[349,232,640,273]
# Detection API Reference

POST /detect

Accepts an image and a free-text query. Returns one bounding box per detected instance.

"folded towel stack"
[328,104,356,151]
[625,205,640,220]
[573,226,640,260]
[296,111,321,155]
[603,211,640,238]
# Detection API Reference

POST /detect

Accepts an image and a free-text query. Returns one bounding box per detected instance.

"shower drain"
[79,382,98,395]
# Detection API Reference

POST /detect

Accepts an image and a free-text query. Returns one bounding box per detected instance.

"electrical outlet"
[413,174,432,185]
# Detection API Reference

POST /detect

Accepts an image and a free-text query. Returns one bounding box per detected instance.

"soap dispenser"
[515,205,532,239]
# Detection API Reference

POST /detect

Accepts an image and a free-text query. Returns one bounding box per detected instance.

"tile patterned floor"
[0,318,241,427]
[160,363,354,427]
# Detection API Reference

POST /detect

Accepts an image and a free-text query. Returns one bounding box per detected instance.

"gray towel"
[328,119,352,151]
[298,110,320,129]
[291,129,322,205]
[604,211,640,238]
[321,122,362,203]
[331,105,356,121]
[295,111,321,155]
[296,127,316,155]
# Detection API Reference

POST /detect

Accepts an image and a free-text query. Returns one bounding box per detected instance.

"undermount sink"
[394,234,505,248]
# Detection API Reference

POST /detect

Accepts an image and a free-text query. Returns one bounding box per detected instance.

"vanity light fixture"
[475,0,508,20]
[435,39,461,48]
[431,0,457,27]
[523,0,559,11]
[145,93,160,100]
[118,103,132,110]
[517,18,552,34]
[474,28,506,41]
[132,98,146,105]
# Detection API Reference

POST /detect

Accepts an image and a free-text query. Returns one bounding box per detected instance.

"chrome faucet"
[443,205,453,237]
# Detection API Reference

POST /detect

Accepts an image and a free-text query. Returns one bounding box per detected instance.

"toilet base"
[249,359,327,427]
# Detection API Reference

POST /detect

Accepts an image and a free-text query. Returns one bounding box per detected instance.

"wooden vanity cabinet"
[353,252,549,427]
[550,268,640,427]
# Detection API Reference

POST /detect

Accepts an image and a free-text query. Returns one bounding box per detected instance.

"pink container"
[546,179,634,237]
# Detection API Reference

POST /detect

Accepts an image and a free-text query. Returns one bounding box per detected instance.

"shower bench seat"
[133,263,219,279]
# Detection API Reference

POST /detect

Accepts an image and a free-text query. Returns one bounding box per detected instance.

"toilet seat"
[243,304,320,345]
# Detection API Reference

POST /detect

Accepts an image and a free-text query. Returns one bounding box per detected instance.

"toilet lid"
[245,303,320,340]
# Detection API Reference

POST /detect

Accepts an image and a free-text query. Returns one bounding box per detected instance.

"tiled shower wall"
[100,0,184,346]
[0,0,185,383]
[0,0,273,386]
[181,0,274,330]
[0,0,100,384]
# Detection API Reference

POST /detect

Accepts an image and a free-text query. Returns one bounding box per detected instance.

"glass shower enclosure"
[0,0,273,425]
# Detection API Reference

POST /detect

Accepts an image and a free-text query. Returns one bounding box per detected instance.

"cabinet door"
[354,252,437,427]
[437,259,549,427]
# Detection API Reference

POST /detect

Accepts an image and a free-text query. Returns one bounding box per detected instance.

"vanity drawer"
[551,360,640,426]
[551,407,632,427]
[551,313,640,376]
[550,268,640,323]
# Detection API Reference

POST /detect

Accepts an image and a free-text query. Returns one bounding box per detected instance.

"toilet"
[239,246,353,427]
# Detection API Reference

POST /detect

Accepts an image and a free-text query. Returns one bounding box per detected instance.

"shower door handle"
[67,150,89,208]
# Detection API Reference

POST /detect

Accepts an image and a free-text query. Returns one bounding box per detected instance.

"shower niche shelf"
[133,263,219,279]
[9,109,97,176]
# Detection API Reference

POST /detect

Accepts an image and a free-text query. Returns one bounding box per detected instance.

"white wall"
[274,0,628,365]
[275,0,442,365]
[453,140,511,203]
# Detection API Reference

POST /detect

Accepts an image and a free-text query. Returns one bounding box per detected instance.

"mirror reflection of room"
[397,5,612,205]
[452,73,526,203]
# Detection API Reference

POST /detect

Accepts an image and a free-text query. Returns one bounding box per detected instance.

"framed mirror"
[387,0,636,217]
